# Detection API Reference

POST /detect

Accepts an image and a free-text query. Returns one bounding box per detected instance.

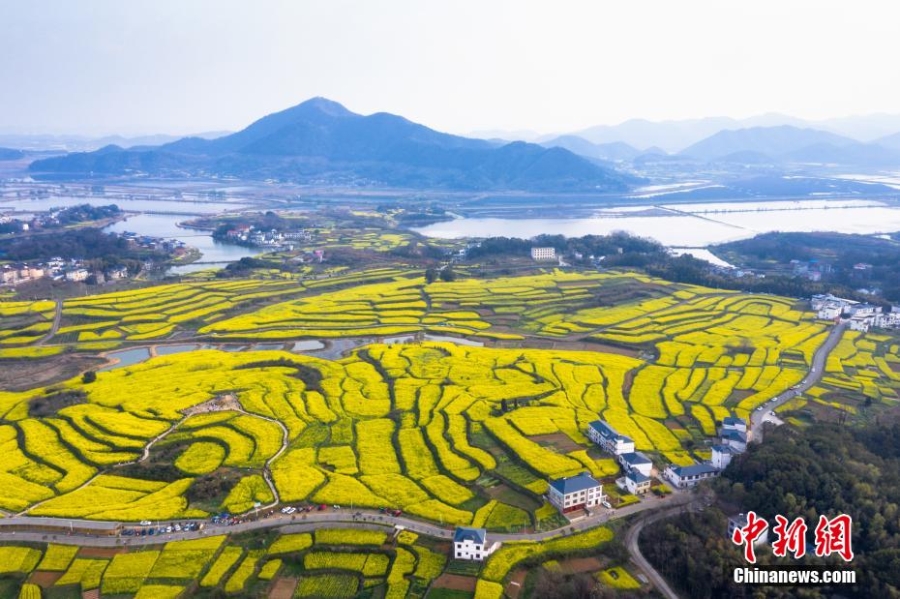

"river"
[103,214,265,274]
[414,199,900,247]
[2,194,265,274]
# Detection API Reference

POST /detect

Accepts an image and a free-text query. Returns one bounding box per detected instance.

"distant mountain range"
[678,125,900,167]
[538,136,642,163]
[475,113,900,155]
[29,98,636,192]
[536,124,900,169]
[0,147,25,160]
[0,132,229,153]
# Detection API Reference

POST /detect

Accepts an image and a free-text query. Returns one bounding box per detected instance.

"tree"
[439,266,456,282]
[425,267,438,284]
[82,370,97,384]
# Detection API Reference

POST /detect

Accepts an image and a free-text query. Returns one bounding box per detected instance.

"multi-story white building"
[548,472,604,514]
[587,420,635,455]
[530,247,556,261]
[618,451,653,477]
[720,429,748,453]
[849,315,872,333]
[721,417,747,434]
[664,463,720,489]
[65,268,90,282]
[625,470,652,495]
[711,444,737,470]
[453,527,497,561]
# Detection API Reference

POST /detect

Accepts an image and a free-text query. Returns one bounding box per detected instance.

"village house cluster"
[584,416,751,492]
[0,257,130,287]
[223,225,313,249]
[811,293,900,333]
[0,231,188,288]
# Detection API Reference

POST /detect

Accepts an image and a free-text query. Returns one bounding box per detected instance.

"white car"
[601,500,612,509]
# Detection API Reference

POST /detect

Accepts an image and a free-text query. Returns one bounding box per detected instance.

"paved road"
[0,490,687,548]
[625,321,847,597]
[0,319,849,598]
[749,321,846,440]
[625,499,699,599]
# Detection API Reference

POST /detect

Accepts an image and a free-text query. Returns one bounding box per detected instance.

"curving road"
[625,500,701,599]
[0,490,688,548]
[0,319,849,598]
[624,320,848,597]
[749,321,846,441]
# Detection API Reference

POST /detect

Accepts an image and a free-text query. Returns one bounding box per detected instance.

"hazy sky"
[2,1,899,136]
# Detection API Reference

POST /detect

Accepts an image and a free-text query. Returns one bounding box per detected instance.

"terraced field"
[0,522,625,598]
[777,330,900,425]
[0,267,848,597]
[0,270,836,523]
[0,266,413,351]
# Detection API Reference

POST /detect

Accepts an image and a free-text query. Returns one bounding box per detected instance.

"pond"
[98,347,151,371]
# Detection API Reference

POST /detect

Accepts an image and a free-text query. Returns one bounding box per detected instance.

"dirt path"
[36,299,62,346]
[17,415,187,517]
[186,394,290,510]
[252,410,289,509]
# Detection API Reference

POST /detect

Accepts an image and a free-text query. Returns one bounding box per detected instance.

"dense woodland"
[713,231,900,302]
[0,203,120,235]
[0,228,153,273]
[464,232,886,303]
[641,423,900,598]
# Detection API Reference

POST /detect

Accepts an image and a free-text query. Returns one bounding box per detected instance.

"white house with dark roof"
[721,417,747,434]
[548,472,604,514]
[587,420,635,455]
[711,444,737,470]
[625,470,652,495]
[664,463,720,488]
[720,429,748,453]
[618,451,653,477]
[453,527,497,561]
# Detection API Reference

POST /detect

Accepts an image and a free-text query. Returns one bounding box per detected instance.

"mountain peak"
[292,97,355,118]
[29,98,637,192]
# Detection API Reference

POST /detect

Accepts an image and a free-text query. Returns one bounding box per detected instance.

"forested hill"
[28,98,638,192]
[712,231,900,302]
[641,423,900,598]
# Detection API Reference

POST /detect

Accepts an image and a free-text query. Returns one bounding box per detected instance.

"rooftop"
[627,470,651,484]
[454,527,486,544]
[588,420,633,444]
[549,471,601,495]
[721,429,747,442]
[672,463,720,477]
[621,451,652,465]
